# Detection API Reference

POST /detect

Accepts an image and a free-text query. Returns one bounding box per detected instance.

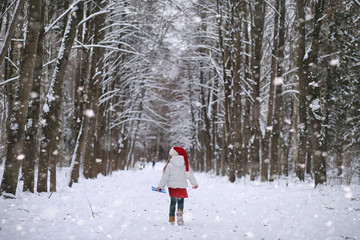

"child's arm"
[157,165,170,189]
[188,169,198,188]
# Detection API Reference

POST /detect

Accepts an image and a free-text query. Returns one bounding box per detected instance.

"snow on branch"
[78,10,110,26]
[264,0,280,17]
[72,44,144,56]
[44,0,83,34]
[0,76,19,86]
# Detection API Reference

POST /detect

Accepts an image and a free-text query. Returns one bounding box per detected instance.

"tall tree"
[295,0,308,181]
[262,0,280,182]
[69,0,93,186]
[270,0,286,181]
[37,2,82,192]
[23,0,46,192]
[308,0,327,186]
[231,0,244,180]
[0,0,26,66]
[250,0,266,180]
[1,0,42,196]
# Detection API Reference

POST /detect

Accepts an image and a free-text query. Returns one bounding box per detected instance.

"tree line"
[0,0,359,196]
[180,0,359,185]
[168,0,359,186]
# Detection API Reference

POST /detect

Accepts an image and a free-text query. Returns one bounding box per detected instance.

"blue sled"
[152,186,166,194]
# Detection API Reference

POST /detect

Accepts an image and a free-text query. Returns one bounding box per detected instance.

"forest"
[0,0,359,197]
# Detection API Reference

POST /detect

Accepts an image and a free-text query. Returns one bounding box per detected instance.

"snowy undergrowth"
[1,163,359,240]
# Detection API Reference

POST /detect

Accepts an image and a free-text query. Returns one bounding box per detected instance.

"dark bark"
[69,1,89,186]
[270,0,286,181]
[250,0,266,181]
[308,0,327,187]
[0,0,26,66]
[262,0,280,182]
[230,0,244,180]
[86,0,107,179]
[23,0,46,193]
[295,0,308,181]
[242,15,251,178]
[0,0,8,32]
[38,5,81,192]
[1,0,41,196]
[216,0,230,177]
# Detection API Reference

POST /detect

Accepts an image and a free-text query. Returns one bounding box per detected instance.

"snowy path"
[1,162,360,240]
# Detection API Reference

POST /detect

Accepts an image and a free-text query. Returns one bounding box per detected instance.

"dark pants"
[169,197,184,217]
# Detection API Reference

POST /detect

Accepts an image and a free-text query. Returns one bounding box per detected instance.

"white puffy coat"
[158,156,198,189]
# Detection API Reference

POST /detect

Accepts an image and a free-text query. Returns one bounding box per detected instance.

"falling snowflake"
[16,154,25,161]
[329,58,340,67]
[273,77,284,86]
[85,109,95,118]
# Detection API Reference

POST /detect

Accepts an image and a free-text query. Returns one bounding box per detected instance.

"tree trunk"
[23,0,46,193]
[200,74,212,172]
[270,0,286,181]
[0,0,26,66]
[242,15,251,178]
[230,0,244,180]
[1,0,41,196]
[308,0,327,187]
[88,0,107,178]
[198,4,212,173]
[0,1,9,33]
[292,75,299,174]
[263,0,280,182]
[216,0,231,178]
[295,0,308,181]
[2,8,23,179]
[38,5,81,192]
[70,1,90,185]
[250,0,266,181]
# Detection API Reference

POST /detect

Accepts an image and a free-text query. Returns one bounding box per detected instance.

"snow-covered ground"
[1,162,360,240]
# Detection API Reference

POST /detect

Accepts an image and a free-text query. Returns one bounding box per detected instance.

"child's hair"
[163,155,172,173]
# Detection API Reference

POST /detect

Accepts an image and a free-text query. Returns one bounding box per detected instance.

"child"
[157,146,198,225]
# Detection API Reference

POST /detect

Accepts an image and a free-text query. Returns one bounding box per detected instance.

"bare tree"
[307,0,327,186]
[295,0,308,181]
[23,0,46,193]
[0,0,26,66]
[250,0,266,180]
[1,0,42,196]
[38,1,82,192]
[270,0,286,181]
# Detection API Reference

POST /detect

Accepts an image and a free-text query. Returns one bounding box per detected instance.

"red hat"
[169,146,190,177]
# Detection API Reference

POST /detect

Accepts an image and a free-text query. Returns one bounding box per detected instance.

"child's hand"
[156,187,162,192]
[192,185,198,189]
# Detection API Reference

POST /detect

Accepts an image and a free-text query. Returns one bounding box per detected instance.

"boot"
[169,216,175,225]
[176,209,184,226]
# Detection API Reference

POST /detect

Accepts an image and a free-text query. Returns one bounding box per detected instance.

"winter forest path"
[0,162,360,240]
